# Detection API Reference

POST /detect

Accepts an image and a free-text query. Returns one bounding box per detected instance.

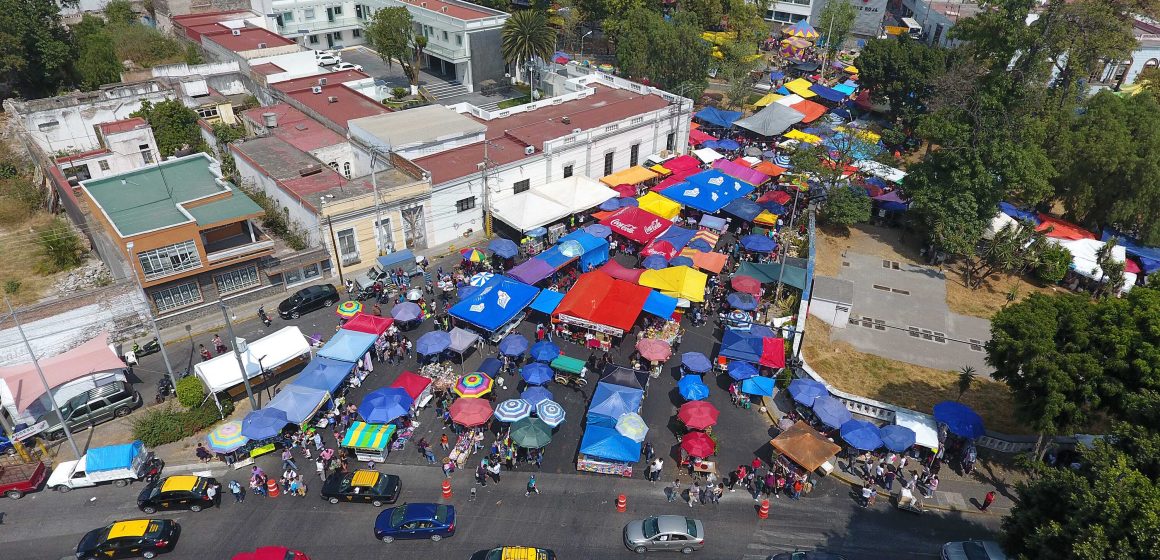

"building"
[808,276,854,328]
[240,103,356,178]
[272,70,391,132]
[79,153,280,315]
[897,0,986,45]
[1088,17,1160,90]
[766,0,888,40]
[55,118,161,183]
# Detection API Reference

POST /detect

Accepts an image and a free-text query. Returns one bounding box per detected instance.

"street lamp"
[580,30,593,57]
[125,242,178,398]
[219,300,259,411]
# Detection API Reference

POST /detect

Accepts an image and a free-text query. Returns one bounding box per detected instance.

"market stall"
[553,271,652,342]
[578,423,641,477]
[193,326,312,395]
[600,206,674,245]
[266,384,330,425]
[588,382,643,418]
[713,159,771,186]
[639,266,708,303]
[448,274,539,342]
[719,327,786,368]
[771,420,841,476]
[317,329,378,364]
[600,166,659,188]
[289,357,355,396]
[342,421,397,463]
[659,170,755,214]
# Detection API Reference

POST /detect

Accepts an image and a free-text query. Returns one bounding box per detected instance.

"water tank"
[262,112,278,128]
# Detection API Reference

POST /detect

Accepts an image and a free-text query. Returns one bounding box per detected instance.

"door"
[113,537,144,558]
[397,521,419,538]
[66,404,92,430]
[89,398,115,424]
[326,6,335,22]
[401,205,426,249]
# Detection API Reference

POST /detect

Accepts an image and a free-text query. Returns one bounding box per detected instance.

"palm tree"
[957,366,975,401]
[501,10,557,91]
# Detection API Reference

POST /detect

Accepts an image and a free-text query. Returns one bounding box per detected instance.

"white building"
[765,0,888,40]
[55,118,162,183]
[808,276,854,328]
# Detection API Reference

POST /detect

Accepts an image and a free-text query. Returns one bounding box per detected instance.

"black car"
[320,469,401,507]
[137,475,217,514]
[278,284,338,319]
[76,519,180,559]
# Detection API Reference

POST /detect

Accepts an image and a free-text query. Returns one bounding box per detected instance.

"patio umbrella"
[933,401,986,439]
[745,146,763,157]
[727,360,759,381]
[636,339,672,362]
[336,300,362,319]
[740,234,777,252]
[521,386,553,406]
[449,398,493,427]
[788,378,828,405]
[519,362,554,386]
[678,375,710,400]
[461,247,487,262]
[731,275,763,296]
[717,139,741,151]
[358,387,414,424]
[535,399,565,427]
[499,333,530,356]
[529,341,561,362]
[773,154,792,168]
[206,420,249,453]
[478,357,503,378]
[840,419,884,451]
[669,256,695,268]
[454,372,494,398]
[678,401,720,430]
[599,198,622,211]
[681,352,712,373]
[559,240,584,258]
[584,224,612,238]
[616,412,649,443]
[741,376,775,397]
[640,255,667,270]
[510,417,553,448]
[240,408,289,441]
[488,238,519,258]
[469,272,494,286]
[727,292,758,311]
[494,398,533,422]
[812,395,853,429]
[406,288,423,301]
[391,302,421,322]
[416,330,451,356]
[878,424,917,453]
[686,239,713,253]
[681,431,716,457]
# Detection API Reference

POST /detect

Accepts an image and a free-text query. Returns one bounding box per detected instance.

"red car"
[232,547,309,560]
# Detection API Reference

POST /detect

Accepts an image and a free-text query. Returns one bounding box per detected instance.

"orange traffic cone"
[757,499,769,519]
[267,478,280,498]
[442,479,453,499]
[616,494,627,512]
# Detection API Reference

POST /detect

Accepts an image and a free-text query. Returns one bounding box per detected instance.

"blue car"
[374,503,455,543]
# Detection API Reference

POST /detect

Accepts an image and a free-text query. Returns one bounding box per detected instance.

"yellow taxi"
[320,469,401,506]
[75,519,180,559]
[136,475,218,514]
[471,546,557,560]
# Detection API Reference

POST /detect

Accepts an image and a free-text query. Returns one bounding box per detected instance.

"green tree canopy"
[131,99,202,157]
[854,36,948,127]
[364,7,425,90]
[613,8,710,96]
[820,185,870,228]
[817,0,855,62]
[501,9,557,79]
[73,15,120,91]
[0,0,75,98]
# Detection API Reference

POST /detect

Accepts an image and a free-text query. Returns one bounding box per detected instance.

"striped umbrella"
[469,272,494,286]
[773,154,792,168]
[615,412,649,443]
[206,420,249,453]
[494,399,533,422]
[336,300,362,319]
[535,399,565,427]
[454,372,494,398]
[461,247,487,262]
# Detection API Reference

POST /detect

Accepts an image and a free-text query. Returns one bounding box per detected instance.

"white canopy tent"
[774,94,806,107]
[491,176,618,233]
[534,175,617,211]
[893,408,940,451]
[983,212,1018,240]
[1054,238,1137,293]
[193,326,312,393]
[693,148,725,163]
[853,160,907,183]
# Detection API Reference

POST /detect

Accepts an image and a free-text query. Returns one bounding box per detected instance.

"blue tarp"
[694,107,742,128]
[776,86,791,96]
[86,441,144,472]
[933,401,985,439]
[537,246,578,269]
[662,170,755,213]
[449,275,539,332]
[719,328,764,363]
[642,290,679,319]
[558,230,610,271]
[318,329,378,362]
[589,382,643,418]
[653,225,697,252]
[723,198,763,221]
[529,289,566,314]
[809,83,848,103]
[377,249,415,270]
[586,412,617,429]
[998,202,1039,224]
[291,357,354,395]
[1103,227,1160,274]
[580,425,641,463]
[833,83,857,96]
[769,71,785,83]
[266,384,329,424]
[740,376,775,397]
[699,215,727,230]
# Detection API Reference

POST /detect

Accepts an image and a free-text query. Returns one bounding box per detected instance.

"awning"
[389,370,431,400]
[713,159,770,185]
[637,192,682,220]
[580,425,641,463]
[529,289,566,314]
[736,261,808,290]
[601,166,659,187]
[600,259,644,283]
[694,107,743,128]
[663,155,703,176]
[0,331,123,413]
[376,249,416,270]
[693,148,725,163]
[290,357,354,395]
[448,327,480,354]
[808,83,848,103]
[491,190,572,233]
[892,408,940,450]
[790,100,827,123]
[679,250,728,274]
[318,329,378,362]
[266,384,329,424]
[770,421,841,472]
[723,198,763,221]
[639,266,708,302]
[507,258,556,284]
[1036,214,1097,240]
[554,271,652,334]
[449,274,539,332]
[660,170,755,213]
[341,313,394,335]
[784,129,822,144]
[689,129,718,146]
[734,103,805,137]
[342,421,396,451]
[601,206,673,244]
[699,215,727,230]
[753,93,784,107]
[193,327,312,394]
[642,290,679,319]
[783,78,818,98]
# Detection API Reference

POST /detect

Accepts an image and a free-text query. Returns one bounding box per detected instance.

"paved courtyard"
[339,46,522,110]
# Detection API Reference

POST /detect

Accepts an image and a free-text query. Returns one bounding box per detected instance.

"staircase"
[421,78,469,101]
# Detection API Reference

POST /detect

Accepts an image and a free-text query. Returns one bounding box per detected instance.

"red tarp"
[761,337,786,368]
[790,99,827,123]
[1126,258,1143,274]
[641,240,679,260]
[390,370,432,400]
[664,155,704,176]
[612,184,637,198]
[554,271,651,333]
[652,176,687,192]
[601,206,673,244]
[600,259,645,283]
[342,312,394,335]
[689,129,718,146]
[759,191,792,205]
[0,331,124,412]
[1036,214,1097,240]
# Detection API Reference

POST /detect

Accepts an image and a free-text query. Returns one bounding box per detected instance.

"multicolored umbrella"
[681,431,716,457]
[636,338,672,362]
[469,272,494,286]
[454,372,494,398]
[336,300,362,319]
[494,398,533,422]
[206,420,249,453]
[535,399,565,427]
[449,397,493,427]
[678,401,719,430]
[510,417,553,448]
[461,247,487,262]
[615,412,649,442]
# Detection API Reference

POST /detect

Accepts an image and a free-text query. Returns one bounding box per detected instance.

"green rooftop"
[81,153,261,236]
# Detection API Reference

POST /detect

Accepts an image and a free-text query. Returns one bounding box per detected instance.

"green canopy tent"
[734,261,808,290]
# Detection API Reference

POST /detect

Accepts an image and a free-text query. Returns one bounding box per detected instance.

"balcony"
[203,222,276,264]
[279,16,365,36]
[422,41,469,63]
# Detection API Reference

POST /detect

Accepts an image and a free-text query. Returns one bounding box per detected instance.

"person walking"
[440,433,450,451]
[525,475,540,496]
[688,482,700,507]
[228,479,245,503]
[475,461,488,487]
[199,344,212,361]
[206,481,220,508]
[980,490,996,512]
[712,483,723,504]
[213,334,227,355]
[651,458,663,483]
[924,474,939,498]
[667,479,681,503]
[282,448,298,471]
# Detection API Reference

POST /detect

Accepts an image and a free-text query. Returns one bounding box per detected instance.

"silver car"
[624,515,705,554]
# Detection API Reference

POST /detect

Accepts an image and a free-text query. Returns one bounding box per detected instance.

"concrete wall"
[230,145,324,245]
[311,143,356,178]
[467,27,505,89]
[5,82,174,154]
[153,61,242,78]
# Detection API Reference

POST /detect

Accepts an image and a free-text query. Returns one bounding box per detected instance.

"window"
[513,179,530,194]
[352,29,361,38]
[150,281,203,312]
[442,30,448,41]
[333,6,342,14]
[563,164,573,178]
[328,161,339,171]
[1146,59,1160,68]
[630,144,640,167]
[374,219,393,250]
[214,265,260,295]
[137,240,202,280]
[281,11,294,22]
[456,197,476,213]
[455,34,462,46]
[604,152,614,176]
[197,106,219,119]
[304,8,315,19]
[308,34,319,45]
[666,132,676,152]
[98,160,110,171]
[768,11,809,23]
[140,144,154,164]
[337,228,359,265]
[332,31,343,41]
[62,164,91,181]
[342,162,351,178]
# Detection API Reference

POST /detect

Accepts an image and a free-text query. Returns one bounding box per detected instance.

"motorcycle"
[132,338,161,358]
[142,456,165,484]
[156,375,174,404]
[257,305,272,327]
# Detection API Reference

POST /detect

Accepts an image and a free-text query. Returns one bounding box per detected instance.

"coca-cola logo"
[610,219,636,233]
[644,220,665,234]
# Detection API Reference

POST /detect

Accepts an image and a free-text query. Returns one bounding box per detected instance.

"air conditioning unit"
[311,86,322,94]
[524,146,535,155]
[257,42,267,49]
[231,29,241,36]
[327,96,339,103]
[318,77,327,85]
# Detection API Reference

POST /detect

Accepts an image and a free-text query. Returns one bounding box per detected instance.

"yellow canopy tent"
[637,191,682,220]
[639,266,708,303]
[754,211,779,226]
[600,166,659,187]
[784,129,822,144]
[835,126,881,143]
[784,78,817,98]
[650,164,672,176]
[753,93,785,107]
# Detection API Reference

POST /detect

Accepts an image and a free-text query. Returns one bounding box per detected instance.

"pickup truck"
[48,440,160,493]
[0,460,47,499]
[365,249,424,285]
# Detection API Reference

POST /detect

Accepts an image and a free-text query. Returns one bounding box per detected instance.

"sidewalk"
[760,394,1016,516]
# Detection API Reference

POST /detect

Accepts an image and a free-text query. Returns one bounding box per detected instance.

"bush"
[131,398,236,448]
[175,376,206,408]
[1035,242,1072,284]
[821,186,871,228]
[35,218,86,273]
[391,87,407,100]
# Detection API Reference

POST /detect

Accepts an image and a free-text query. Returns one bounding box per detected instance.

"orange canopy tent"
[1035,214,1097,240]
[790,99,827,123]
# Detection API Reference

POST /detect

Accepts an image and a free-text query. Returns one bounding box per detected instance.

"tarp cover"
[390,370,432,400]
[601,206,673,244]
[784,78,818,98]
[662,170,755,213]
[194,327,311,394]
[580,424,641,463]
[637,192,682,220]
[853,160,906,183]
[376,249,415,270]
[266,384,329,424]
[770,420,841,472]
[689,129,718,146]
[341,313,394,335]
[693,148,725,163]
[491,190,574,233]
[736,261,808,290]
[318,329,378,362]
[449,274,539,331]
[529,289,566,314]
[1104,227,1160,274]
[86,441,144,472]
[893,408,940,450]
[600,259,645,283]
[290,357,354,395]
[679,249,729,274]
[808,83,848,103]
[639,266,709,302]
[694,107,743,128]
[998,202,1040,224]
[1037,214,1097,240]
[642,290,679,319]
[601,166,658,186]
[507,258,556,284]
[0,331,123,413]
[554,271,651,333]
[723,198,763,221]
[734,103,806,137]
[790,99,828,123]
[713,159,770,185]
[589,382,644,418]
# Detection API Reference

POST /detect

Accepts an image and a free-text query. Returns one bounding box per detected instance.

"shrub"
[821,186,872,228]
[1035,242,1072,284]
[391,87,408,100]
[175,376,206,408]
[130,398,235,447]
[3,279,20,294]
[35,218,86,273]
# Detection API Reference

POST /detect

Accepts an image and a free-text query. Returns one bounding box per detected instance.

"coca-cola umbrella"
[731,275,763,296]
[678,401,720,430]
[636,338,672,362]
[681,431,716,457]
[449,398,493,427]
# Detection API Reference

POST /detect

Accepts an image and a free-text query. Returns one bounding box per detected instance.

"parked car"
[768,553,848,560]
[0,460,47,499]
[320,469,400,506]
[315,53,340,65]
[332,62,363,71]
[469,547,556,560]
[137,475,218,514]
[41,381,141,441]
[231,546,309,560]
[374,502,455,542]
[941,541,1007,560]
[277,284,338,319]
[624,515,705,554]
[49,440,161,493]
[76,519,180,559]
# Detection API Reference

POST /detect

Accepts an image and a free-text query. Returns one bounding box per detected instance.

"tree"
[1034,240,1072,284]
[854,36,948,127]
[0,0,76,98]
[957,366,976,401]
[73,15,120,91]
[613,8,710,96]
[131,99,202,157]
[103,0,137,26]
[820,186,870,229]
[960,222,1048,289]
[816,0,855,67]
[1093,238,1126,298]
[364,7,426,95]
[501,10,557,90]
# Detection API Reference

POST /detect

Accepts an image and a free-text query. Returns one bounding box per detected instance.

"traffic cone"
[616,494,627,512]
[266,478,280,498]
[757,499,769,519]
[442,479,453,499]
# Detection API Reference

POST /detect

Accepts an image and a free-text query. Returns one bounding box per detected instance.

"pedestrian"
[791,478,804,500]
[282,448,298,471]
[924,474,939,498]
[199,344,212,361]
[981,490,995,511]
[488,461,502,484]
[884,467,896,491]
[288,477,300,497]
[440,433,450,450]
[713,483,723,504]
[315,458,325,480]
[645,441,655,462]
[475,462,488,487]
[525,475,540,496]
[195,442,212,463]
[206,481,219,508]
[667,479,681,502]
[213,334,227,355]
[688,481,700,507]
[442,458,454,478]
[228,479,244,503]
[651,457,663,483]
[297,478,308,497]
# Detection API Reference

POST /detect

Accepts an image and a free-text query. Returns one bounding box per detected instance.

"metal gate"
[401,205,426,249]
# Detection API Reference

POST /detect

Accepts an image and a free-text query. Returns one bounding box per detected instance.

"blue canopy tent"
[488,238,520,258]
[699,215,727,230]
[759,201,787,215]
[661,170,755,213]
[998,202,1039,224]
[586,412,617,429]
[266,384,330,424]
[358,387,414,424]
[723,198,763,222]
[318,329,378,362]
[832,83,857,96]
[808,83,848,103]
[741,376,775,397]
[416,330,452,356]
[933,401,986,439]
[840,419,884,451]
[589,382,643,418]
[694,107,743,128]
[642,291,679,319]
[580,425,641,463]
[558,230,611,272]
[290,357,355,395]
[241,408,289,440]
[727,360,758,381]
[719,328,764,364]
[376,249,416,271]
[87,441,145,473]
[653,225,697,253]
[529,289,565,314]
[585,223,612,238]
[1103,227,1160,274]
[739,234,777,252]
[449,275,539,332]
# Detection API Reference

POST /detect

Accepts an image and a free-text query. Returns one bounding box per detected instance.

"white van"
[901,17,923,38]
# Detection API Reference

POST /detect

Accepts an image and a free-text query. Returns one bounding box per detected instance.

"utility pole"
[125,242,178,397]
[219,300,258,411]
[773,187,803,304]
[820,9,838,82]
[370,147,386,255]
[479,140,502,238]
[327,216,345,286]
[4,295,82,460]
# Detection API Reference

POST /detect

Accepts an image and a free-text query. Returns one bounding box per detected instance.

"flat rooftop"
[349,105,486,150]
[272,69,370,91]
[285,83,390,129]
[205,28,296,52]
[396,0,504,21]
[80,153,262,236]
[241,103,345,152]
[251,62,286,76]
[99,117,148,136]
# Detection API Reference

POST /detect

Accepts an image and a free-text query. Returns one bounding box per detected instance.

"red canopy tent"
[689,129,718,146]
[652,176,686,192]
[342,312,394,335]
[612,184,637,198]
[664,155,704,176]
[390,370,432,400]
[761,337,786,368]
[0,331,124,413]
[791,99,827,123]
[641,240,679,260]
[601,206,673,244]
[759,191,792,205]
[600,259,645,283]
[1035,214,1097,240]
[553,271,652,335]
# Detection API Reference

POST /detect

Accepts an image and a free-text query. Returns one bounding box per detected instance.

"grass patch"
[943,264,1059,320]
[803,316,1029,435]
[0,214,67,305]
[497,96,531,109]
